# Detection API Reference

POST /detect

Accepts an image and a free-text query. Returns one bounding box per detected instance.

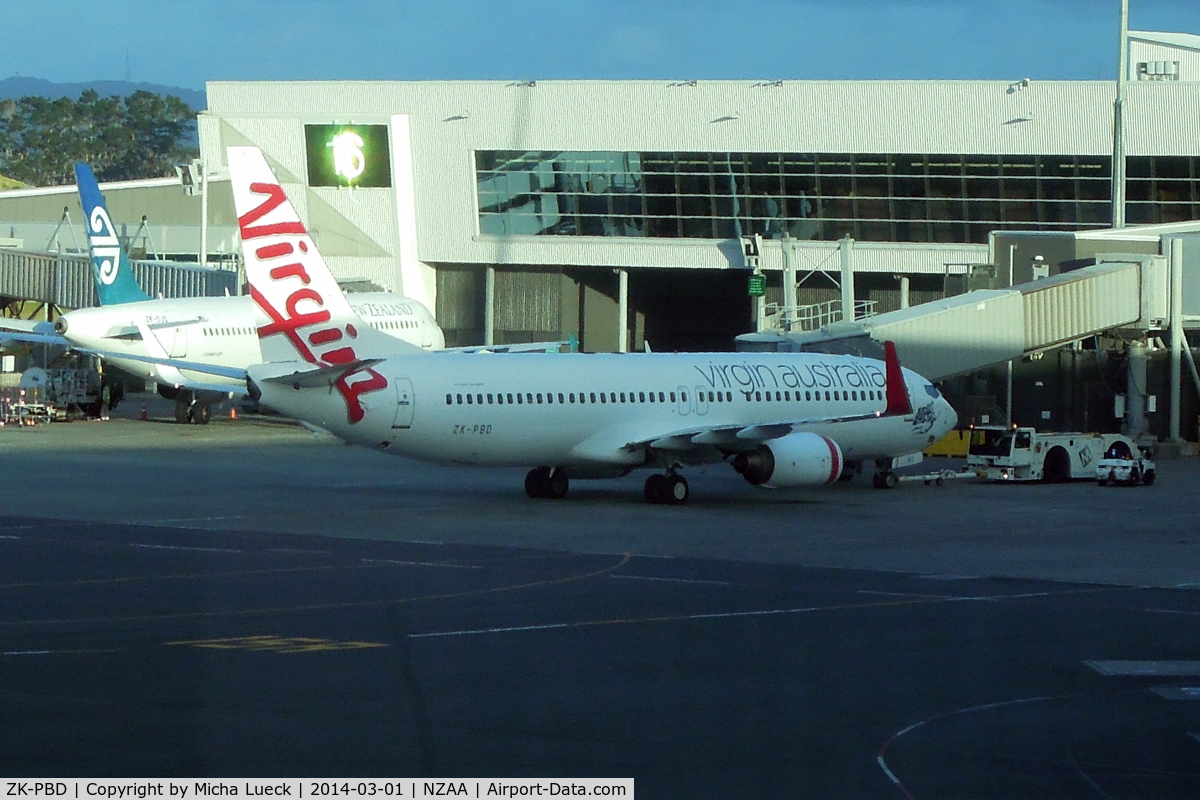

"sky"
[6,0,1200,91]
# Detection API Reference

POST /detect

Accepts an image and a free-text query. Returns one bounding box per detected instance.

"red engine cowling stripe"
[823,435,841,484]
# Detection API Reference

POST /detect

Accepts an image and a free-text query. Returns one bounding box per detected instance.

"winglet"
[883,340,912,416]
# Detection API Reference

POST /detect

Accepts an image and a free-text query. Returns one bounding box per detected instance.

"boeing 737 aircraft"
[2,163,446,424]
[224,146,957,503]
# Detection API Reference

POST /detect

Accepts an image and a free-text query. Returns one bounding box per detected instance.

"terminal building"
[4,29,1200,439]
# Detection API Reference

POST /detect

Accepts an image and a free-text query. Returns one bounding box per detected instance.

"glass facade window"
[476,151,1127,244]
[1126,156,1200,224]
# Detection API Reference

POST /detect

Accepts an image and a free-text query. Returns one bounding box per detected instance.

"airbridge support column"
[1170,238,1183,441]
[1126,340,1147,439]
[839,236,855,322]
[484,265,495,347]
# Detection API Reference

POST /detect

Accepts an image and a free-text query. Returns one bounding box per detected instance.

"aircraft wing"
[0,319,69,346]
[622,409,890,453]
[439,334,578,355]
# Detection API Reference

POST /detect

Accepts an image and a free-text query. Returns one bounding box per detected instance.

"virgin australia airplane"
[226,145,956,503]
[1,162,445,424]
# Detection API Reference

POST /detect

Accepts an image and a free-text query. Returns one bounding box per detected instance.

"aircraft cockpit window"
[924,384,941,399]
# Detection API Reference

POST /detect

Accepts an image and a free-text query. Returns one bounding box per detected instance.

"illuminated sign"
[304,124,391,187]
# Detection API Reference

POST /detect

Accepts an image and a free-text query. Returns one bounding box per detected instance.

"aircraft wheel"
[524,467,552,498]
[546,469,569,499]
[1142,469,1156,486]
[884,471,898,489]
[644,474,666,504]
[663,474,689,505]
[190,401,212,425]
[174,400,190,425]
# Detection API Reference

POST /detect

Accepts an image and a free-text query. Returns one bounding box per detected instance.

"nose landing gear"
[524,466,569,499]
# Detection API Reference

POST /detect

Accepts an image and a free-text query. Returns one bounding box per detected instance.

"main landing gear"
[168,389,212,425]
[525,466,569,499]
[644,471,689,505]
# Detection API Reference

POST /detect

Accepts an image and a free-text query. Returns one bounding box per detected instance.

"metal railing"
[0,249,239,310]
[765,299,878,333]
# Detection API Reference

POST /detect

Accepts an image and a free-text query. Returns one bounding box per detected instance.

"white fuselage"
[57,292,443,391]
[252,351,957,471]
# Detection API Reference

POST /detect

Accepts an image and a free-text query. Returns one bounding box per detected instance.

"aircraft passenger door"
[694,385,709,416]
[392,378,414,429]
[420,318,434,349]
[163,326,186,357]
[676,385,692,416]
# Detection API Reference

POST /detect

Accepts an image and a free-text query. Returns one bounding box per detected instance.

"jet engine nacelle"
[732,432,843,488]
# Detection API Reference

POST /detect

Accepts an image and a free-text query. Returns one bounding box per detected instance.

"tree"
[0,90,197,185]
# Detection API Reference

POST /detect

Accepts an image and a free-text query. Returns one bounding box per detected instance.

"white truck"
[966,425,1145,484]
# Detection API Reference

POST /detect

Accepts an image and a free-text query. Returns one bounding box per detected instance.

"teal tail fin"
[75,163,150,305]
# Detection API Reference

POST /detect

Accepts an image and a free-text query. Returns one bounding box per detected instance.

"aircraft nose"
[939,395,958,432]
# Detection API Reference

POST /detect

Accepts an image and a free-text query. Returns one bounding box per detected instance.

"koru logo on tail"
[87,206,122,285]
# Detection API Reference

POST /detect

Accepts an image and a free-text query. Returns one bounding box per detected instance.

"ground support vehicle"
[966,425,1143,483]
[1095,439,1156,486]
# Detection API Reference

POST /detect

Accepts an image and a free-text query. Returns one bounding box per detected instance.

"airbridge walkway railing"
[0,249,239,311]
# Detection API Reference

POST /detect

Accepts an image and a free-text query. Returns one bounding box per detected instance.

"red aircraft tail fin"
[883,340,912,416]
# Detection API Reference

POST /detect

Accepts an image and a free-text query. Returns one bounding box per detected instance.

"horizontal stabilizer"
[261,358,385,389]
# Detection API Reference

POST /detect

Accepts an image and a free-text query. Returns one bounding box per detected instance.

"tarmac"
[0,395,1197,797]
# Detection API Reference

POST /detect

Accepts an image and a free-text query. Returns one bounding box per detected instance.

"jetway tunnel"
[743,238,1200,446]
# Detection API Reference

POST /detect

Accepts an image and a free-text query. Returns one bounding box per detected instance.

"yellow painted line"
[0,553,632,627]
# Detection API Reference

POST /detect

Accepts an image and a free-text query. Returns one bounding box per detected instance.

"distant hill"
[0,77,205,111]
[0,174,25,190]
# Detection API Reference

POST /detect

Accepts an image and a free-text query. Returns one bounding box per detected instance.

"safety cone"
[229,406,238,420]
[140,401,148,421]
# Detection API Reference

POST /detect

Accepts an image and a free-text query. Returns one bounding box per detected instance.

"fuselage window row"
[440,388,898,407]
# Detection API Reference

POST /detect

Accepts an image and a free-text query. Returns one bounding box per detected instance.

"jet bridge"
[744,255,1163,382]
[0,248,238,312]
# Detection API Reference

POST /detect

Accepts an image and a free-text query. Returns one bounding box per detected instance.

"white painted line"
[140,516,246,524]
[1085,660,1200,676]
[0,535,20,540]
[858,590,966,600]
[1147,608,1200,616]
[1149,687,1200,700]
[0,525,34,531]
[267,548,333,555]
[127,543,243,554]
[611,575,731,586]
[411,604,833,638]
[361,558,480,570]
